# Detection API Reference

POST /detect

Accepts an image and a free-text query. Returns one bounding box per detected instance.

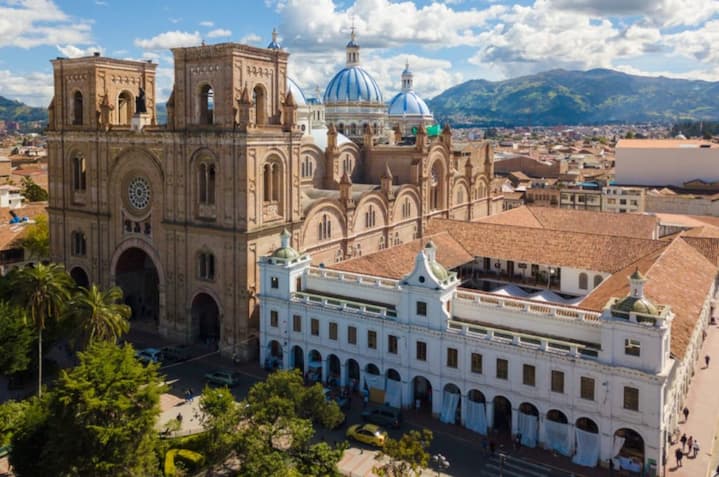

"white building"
[602,186,646,214]
[0,185,24,209]
[259,214,718,475]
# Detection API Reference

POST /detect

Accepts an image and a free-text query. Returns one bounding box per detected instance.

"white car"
[135,348,162,364]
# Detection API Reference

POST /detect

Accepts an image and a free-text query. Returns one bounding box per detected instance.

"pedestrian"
[706,355,711,367]
[184,388,191,404]
[489,440,496,456]
[693,440,700,458]
[188,387,194,403]
[675,447,683,467]
[683,406,690,422]
[680,433,687,451]
[688,435,694,453]
[176,412,183,423]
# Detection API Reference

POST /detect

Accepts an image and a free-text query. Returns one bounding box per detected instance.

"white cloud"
[207,28,231,38]
[134,31,202,50]
[0,0,94,48]
[0,69,54,107]
[199,20,214,27]
[56,44,104,58]
[240,33,262,45]
[549,0,719,27]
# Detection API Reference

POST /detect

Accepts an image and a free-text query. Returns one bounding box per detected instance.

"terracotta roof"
[617,139,718,149]
[582,238,717,358]
[427,218,666,273]
[681,237,719,265]
[330,231,472,279]
[681,226,719,239]
[478,206,658,239]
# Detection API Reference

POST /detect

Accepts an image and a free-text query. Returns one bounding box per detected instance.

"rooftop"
[617,139,719,149]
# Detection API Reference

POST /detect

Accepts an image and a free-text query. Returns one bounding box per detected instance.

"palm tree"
[71,285,131,345]
[10,263,73,396]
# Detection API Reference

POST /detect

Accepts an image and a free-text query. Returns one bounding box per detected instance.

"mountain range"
[0,96,46,123]
[427,68,719,127]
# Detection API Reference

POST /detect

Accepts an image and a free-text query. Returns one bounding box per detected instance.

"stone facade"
[47,42,501,359]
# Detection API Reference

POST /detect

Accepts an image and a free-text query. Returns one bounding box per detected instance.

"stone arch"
[327,354,341,385]
[475,175,489,199]
[576,417,599,433]
[386,368,401,382]
[70,265,90,288]
[346,358,360,386]
[365,363,380,375]
[72,90,84,125]
[307,349,322,383]
[117,90,134,125]
[291,345,304,372]
[412,375,433,412]
[613,428,644,465]
[190,290,222,345]
[428,158,447,210]
[109,146,165,183]
[111,239,164,326]
[261,153,285,212]
[253,83,267,125]
[191,149,219,208]
[492,395,512,434]
[198,83,214,125]
[353,194,389,232]
[301,202,346,245]
[442,383,462,424]
[452,179,470,205]
[467,389,486,403]
[392,187,421,221]
[299,146,324,188]
[547,409,568,424]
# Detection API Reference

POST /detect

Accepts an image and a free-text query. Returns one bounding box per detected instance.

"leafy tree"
[0,301,34,375]
[373,429,433,477]
[199,385,241,459]
[20,176,48,202]
[10,263,73,396]
[70,285,131,346]
[10,342,164,477]
[12,214,49,260]
[0,399,31,448]
[236,369,345,476]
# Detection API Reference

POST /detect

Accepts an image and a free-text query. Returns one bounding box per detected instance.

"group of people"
[674,432,700,467]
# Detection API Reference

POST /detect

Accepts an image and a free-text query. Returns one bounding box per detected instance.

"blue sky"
[1,0,718,107]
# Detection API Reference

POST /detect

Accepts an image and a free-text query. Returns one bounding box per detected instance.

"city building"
[602,186,646,214]
[259,210,718,474]
[46,37,500,359]
[559,188,602,211]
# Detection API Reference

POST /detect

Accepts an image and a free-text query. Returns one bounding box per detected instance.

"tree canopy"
[374,429,433,477]
[70,284,131,345]
[12,214,49,259]
[21,176,48,202]
[0,301,34,375]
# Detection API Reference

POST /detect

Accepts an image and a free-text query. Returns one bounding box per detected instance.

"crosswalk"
[480,454,575,477]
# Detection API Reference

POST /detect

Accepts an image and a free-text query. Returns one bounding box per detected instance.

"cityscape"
[1,1,719,476]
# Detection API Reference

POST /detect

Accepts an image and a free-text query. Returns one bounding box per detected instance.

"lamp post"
[431,453,450,476]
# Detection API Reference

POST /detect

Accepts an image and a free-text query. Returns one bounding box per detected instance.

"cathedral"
[46,31,501,359]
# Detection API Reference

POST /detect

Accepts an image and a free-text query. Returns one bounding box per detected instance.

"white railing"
[292,291,398,319]
[306,267,400,290]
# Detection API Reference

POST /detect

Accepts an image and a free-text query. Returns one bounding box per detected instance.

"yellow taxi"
[346,423,388,447]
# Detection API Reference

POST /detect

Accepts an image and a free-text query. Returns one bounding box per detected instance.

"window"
[117,91,133,125]
[430,162,443,210]
[471,353,483,374]
[446,348,458,368]
[367,330,377,349]
[198,252,216,280]
[301,156,314,178]
[593,275,603,287]
[72,154,87,191]
[253,85,266,125]
[329,322,338,340]
[270,277,279,289]
[625,339,640,357]
[580,376,595,400]
[401,198,412,218]
[318,214,332,241]
[416,341,427,361]
[365,205,377,228]
[551,370,565,394]
[456,188,464,204]
[623,386,639,411]
[270,310,278,327]
[416,301,427,316]
[263,162,281,203]
[198,162,216,205]
[388,335,398,354]
[522,364,536,386]
[292,314,301,332]
[310,318,319,336]
[72,91,83,125]
[347,326,357,345]
[496,358,508,380]
[71,231,87,256]
[578,272,588,290]
[199,84,214,125]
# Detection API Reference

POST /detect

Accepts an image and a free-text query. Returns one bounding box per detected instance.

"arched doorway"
[291,345,304,372]
[114,247,159,324]
[70,266,89,288]
[466,389,488,435]
[518,402,540,447]
[385,369,402,408]
[493,396,512,434]
[347,359,360,390]
[365,363,380,375]
[547,409,568,424]
[307,349,322,383]
[613,428,644,471]
[117,91,133,125]
[265,340,282,370]
[440,383,461,424]
[328,354,341,386]
[412,376,432,413]
[545,410,571,456]
[191,293,220,346]
[386,369,401,382]
[574,417,600,468]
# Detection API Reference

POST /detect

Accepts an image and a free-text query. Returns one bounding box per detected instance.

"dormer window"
[624,339,640,357]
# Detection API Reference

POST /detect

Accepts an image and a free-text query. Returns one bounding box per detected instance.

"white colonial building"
[259,209,719,475]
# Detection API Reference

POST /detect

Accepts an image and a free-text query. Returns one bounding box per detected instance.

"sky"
[0,0,718,107]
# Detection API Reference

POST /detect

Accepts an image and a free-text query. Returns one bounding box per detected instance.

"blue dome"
[287,77,307,106]
[324,66,383,104]
[388,90,431,116]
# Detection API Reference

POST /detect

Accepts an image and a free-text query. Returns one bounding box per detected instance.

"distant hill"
[0,96,47,123]
[427,68,719,127]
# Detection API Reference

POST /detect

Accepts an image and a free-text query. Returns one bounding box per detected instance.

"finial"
[406,58,409,71]
[272,27,278,42]
[351,16,356,42]
[201,39,206,46]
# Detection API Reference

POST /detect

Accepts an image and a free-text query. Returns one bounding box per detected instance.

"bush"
[164,448,205,476]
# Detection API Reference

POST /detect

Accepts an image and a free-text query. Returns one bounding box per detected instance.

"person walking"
[683,407,690,422]
[706,355,711,368]
[693,440,700,458]
[676,447,684,467]
[688,436,694,453]
[680,433,687,451]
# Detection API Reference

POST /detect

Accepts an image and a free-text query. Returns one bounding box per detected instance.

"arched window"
[198,251,216,280]
[365,205,376,228]
[394,232,400,246]
[594,275,603,287]
[402,198,411,218]
[338,123,344,134]
[117,91,133,125]
[430,162,443,210]
[579,272,588,290]
[301,156,314,178]
[71,231,87,256]
[457,188,464,204]
[253,85,266,125]
[72,154,86,191]
[343,155,353,176]
[379,236,385,250]
[72,91,83,125]
[319,214,332,241]
[263,162,281,203]
[198,162,216,205]
[199,84,214,125]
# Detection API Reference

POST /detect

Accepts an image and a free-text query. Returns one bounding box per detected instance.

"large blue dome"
[323,66,383,104]
[287,77,307,106]
[388,90,431,117]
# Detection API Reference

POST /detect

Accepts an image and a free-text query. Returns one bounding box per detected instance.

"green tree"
[236,369,345,476]
[199,385,241,459]
[10,342,164,477]
[10,263,73,396]
[70,285,131,346]
[373,429,433,477]
[12,214,49,260]
[0,301,34,375]
[20,176,48,202]
[0,399,31,448]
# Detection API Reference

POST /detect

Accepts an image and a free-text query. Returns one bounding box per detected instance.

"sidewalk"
[156,392,206,437]
[666,318,719,477]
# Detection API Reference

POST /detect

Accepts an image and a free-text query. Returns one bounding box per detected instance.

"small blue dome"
[388,90,431,116]
[324,66,383,104]
[287,77,307,107]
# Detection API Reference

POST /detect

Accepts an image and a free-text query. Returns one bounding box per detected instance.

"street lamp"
[498,452,507,477]
[431,453,450,476]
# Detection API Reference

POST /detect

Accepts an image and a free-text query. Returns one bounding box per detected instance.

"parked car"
[346,423,388,447]
[135,348,163,364]
[161,345,191,363]
[361,404,402,428]
[204,370,241,387]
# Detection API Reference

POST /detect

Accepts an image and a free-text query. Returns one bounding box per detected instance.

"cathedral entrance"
[114,247,160,325]
[191,293,220,347]
[70,266,89,288]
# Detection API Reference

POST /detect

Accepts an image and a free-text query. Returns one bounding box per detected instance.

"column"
[340,359,348,387]
[460,395,468,427]
[432,387,442,417]
[322,357,330,384]
[511,407,519,435]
